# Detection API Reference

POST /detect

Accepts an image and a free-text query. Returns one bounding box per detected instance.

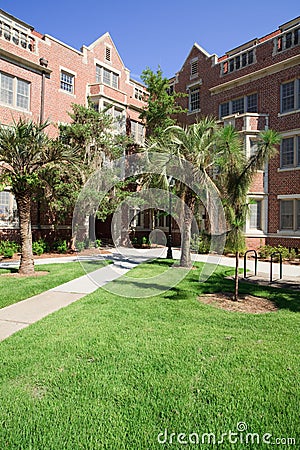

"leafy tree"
[57,101,132,247]
[0,118,79,275]
[140,67,186,139]
[217,126,281,300]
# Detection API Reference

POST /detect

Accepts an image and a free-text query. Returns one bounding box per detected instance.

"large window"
[280,136,300,168]
[280,199,300,230]
[219,93,258,118]
[0,72,30,110]
[281,79,300,113]
[96,65,119,89]
[60,71,74,94]
[189,87,200,112]
[0,190,18,227]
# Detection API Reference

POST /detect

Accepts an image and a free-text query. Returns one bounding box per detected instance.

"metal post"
[166,187,173,259]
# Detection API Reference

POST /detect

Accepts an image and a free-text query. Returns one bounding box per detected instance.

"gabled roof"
[85,32,128,70]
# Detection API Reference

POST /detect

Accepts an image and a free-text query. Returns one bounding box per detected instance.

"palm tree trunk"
[16,194,35,275]
[234,251,239,301]
[180,191,195,268]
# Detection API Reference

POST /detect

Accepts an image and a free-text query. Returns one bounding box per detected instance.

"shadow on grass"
[112,259,300,312]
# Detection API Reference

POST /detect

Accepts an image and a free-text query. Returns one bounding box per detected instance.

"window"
[96,65,119,89]
[219,93,257,118]
[222,49,255,75]
[0,190,18,227]
[0,72,30,110]
[281,80,300,113]
[277,27,300,52]
[131,120,145,144]
[60,71,74,94]
[247,93,258,112]
[280,200,294,229]
[113,108,125,133]
[232,97,244,114]
[189,87,200,112]
[134,87,144,101]
[249,200,262,229]
[280,136,300,168]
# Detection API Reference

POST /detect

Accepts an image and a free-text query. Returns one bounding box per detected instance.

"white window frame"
[219,93,258,118]
[189,87,200,113]
[280,79,300,114]
[0,71,30,111]
[60,68,76,95]
[95,65,119,89]
[130,120,145,144]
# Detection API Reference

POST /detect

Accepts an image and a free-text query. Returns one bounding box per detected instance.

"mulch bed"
[198,292,278,314]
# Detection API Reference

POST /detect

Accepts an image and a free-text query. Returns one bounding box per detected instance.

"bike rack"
[270,252,283,282]
[243,249,258,278]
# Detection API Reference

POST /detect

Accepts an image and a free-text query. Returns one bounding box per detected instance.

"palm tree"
[0,118,79,275]
[217,126,281,300]
[164,118,221,267]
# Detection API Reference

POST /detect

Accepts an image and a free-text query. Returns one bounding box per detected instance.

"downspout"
[37,57,49,233]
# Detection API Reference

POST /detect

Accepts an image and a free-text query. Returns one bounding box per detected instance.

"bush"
[0,240,20,258]
[95,239,102,248]
[32,239,48,256]
[191,233,210,254]
[54,239,68,254]
[258,244,290,261]
[76,241,85,252]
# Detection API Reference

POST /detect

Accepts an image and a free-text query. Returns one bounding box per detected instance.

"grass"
[0,260,299,449]
[0,259,109,309]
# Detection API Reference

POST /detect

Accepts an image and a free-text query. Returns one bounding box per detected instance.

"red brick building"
[172,16,300,250]
[0,8,146,242]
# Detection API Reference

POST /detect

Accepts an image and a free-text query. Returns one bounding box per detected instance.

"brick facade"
[0,8,146,244]
[172,16,300,251]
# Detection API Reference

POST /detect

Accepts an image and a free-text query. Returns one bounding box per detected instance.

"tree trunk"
[234,251,239,301]
[180,191,195,268]
[16,194,35,275]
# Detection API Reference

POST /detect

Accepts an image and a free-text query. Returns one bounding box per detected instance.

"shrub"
[76,241,85,252]
[191,233,210,254]
[259,244,289,261]
[288,248,297,261]
[32,239,48,256]
[54,239,68,254]
[95,239,102,248]
[0,240,20,258]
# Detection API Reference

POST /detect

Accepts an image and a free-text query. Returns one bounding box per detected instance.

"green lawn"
[0,260,109,309]
[0,260,299,449]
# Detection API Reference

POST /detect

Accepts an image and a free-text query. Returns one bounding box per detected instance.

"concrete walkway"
[0,248,165,342]
[0,247,299,342]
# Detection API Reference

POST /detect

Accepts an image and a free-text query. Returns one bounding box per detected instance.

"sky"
[1,0,299,80]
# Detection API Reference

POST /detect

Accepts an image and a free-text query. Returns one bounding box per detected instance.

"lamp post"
[166,177,175,259]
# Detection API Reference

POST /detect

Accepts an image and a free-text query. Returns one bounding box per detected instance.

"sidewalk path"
[0,248,164,342]
[0,247,299,342]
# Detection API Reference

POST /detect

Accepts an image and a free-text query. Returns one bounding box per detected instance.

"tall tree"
[0,118,80,275]
[144,118,221,267]
[217,126,281,300]
[140,67,186,139]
